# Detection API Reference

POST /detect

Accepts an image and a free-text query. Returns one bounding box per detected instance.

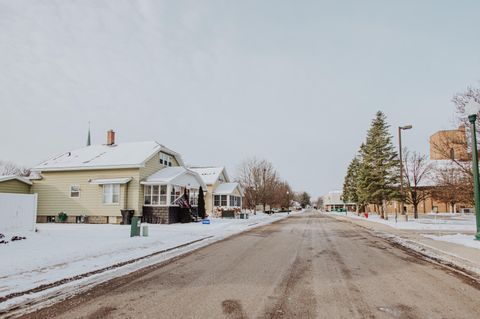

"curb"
[0,214,295,318]
[329,214,480,282]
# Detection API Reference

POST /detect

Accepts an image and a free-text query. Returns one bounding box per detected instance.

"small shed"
[0,175,32,194]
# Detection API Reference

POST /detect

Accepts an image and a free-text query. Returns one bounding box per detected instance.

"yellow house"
[0,175,32,194]
[189,166,243,217]
[31,131,205,224]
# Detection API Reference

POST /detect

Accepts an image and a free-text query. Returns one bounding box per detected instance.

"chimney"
[107,130,116,145]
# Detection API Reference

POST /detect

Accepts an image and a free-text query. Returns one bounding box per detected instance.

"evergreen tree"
[299,192,311,208]
[198,186,206,219]
[342,156,360,211]
[357,111,400,218]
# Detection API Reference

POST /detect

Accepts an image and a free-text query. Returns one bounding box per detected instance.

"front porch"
[141,167,206,224]
[212,182,244,218]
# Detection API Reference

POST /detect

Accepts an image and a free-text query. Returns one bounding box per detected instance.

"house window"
[229,196,241,207]
[160,154,173,167]
[103,184,120,204]
[75,215,86,223]
[214,195,220,207]
[46,216,56,223]
[144,185,167,206]
[70,185,80,198]
[221,195,228,207]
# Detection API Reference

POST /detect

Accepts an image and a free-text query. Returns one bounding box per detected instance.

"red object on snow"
[365,213,369,218]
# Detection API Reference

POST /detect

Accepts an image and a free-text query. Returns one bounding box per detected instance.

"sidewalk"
[328,213,480,278]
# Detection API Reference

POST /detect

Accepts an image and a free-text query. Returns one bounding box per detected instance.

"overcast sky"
[1,0,480,198]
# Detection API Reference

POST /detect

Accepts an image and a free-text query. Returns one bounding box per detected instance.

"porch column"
[166,184,172,206]
[227,195,230,208]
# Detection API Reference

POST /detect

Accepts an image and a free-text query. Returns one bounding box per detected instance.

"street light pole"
[263,168,266,213]
[469,114,480,240]
[398,125,413,222]
[465,100,480,240]
[465,99,480,240]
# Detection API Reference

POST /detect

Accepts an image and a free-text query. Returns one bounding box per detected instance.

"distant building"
[323,191,356,212]
[429,125,469,161]
[370,125,473,215]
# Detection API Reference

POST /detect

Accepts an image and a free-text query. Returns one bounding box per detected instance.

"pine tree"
[198,186,206,219]
[357,111,399,218]
[342,156,360,212]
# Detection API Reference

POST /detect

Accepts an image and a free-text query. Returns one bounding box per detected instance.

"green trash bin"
[130,216,141,237]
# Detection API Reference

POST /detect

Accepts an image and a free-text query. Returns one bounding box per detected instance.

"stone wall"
[142,206,180,224]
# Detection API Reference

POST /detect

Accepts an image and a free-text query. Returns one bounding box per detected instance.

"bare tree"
[237,158,263,211]
[272,180,293,209]
[403,151,433,219]
[428,85,480,209]
[432,162,473,212]
[237,158,290,212]
[0,161,30,176]
[316,197,324,210]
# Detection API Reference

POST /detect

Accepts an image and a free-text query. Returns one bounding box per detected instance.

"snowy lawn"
[0,212,294,300]
[328,211,476,232]
[423,233,480,250]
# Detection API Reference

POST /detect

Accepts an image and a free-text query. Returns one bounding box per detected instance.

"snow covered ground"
[0,212,296,304]
[423,233,480,250]
[327,211,476,232]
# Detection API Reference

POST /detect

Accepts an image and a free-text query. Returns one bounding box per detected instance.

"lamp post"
[398,125,413,222]
[465,100,480,240]
[263,168,267,213]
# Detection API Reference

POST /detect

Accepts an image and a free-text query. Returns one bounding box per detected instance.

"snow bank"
[0,212,296,307]
[328,211,476,231]
[423,233,480,250]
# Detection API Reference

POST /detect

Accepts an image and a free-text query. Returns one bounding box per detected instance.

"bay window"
[144,185,167,206]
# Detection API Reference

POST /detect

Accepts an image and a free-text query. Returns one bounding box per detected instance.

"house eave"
[32,164,143,172]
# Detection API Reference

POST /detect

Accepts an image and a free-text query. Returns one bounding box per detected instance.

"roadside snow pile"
[423,233,480,250]
[0,213,292,302]
[328,211,476,231]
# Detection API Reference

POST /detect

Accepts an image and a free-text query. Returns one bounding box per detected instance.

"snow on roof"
[189,166,230,185]
[213,182,242,195]
[32,141,184,171]
[141,167,206,189]
[0,175,33,185]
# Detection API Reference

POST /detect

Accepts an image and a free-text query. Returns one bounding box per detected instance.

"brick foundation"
[88,216,109,224]
[142,206,180,224]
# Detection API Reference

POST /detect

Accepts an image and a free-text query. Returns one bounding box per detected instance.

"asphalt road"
[20,212,480,319]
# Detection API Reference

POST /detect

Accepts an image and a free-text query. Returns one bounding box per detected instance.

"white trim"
[69,185,80,198]
[90,177,132,185]
[0,175,33,185]
[33,164,143,172]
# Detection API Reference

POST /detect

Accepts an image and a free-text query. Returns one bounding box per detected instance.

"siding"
[32,168,140,217]
[32,150,183,219]
[0,180,31,194]
[205,185,214,214]
[137,151,181,213]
